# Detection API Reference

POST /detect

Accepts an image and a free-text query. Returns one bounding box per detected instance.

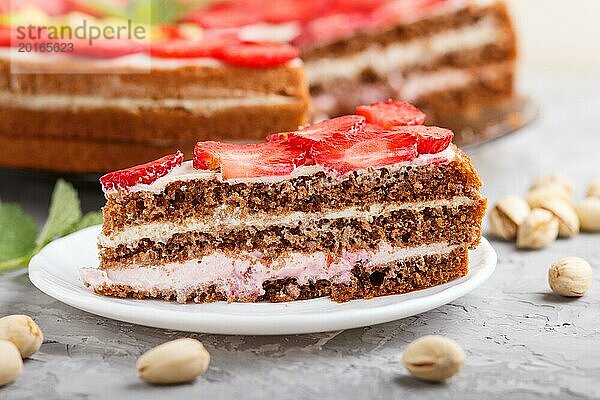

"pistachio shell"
[516,209,559,249]
[0,340,23,387]
[137,338,210,385]
[538,198,580,238]
[548,257,592,297]
[0,315,44,358]
[402,335,465,382]
[489,195,531,240]
[575,198,600,232]
[530,174,574,196]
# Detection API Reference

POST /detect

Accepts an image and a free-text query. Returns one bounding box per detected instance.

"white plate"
[29,226,497,335]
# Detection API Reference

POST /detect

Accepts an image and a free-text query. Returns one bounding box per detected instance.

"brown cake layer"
[301,2,515,61]
[102,148,482,234]
[1,60,308,98]
[99,199,486,269]
[0,99,308,142]
[0,135,195,173]
[0,60,309,168]
[313,63,515,144]
[89,245,469,303]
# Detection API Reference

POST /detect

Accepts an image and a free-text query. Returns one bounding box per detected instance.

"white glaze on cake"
[398,62,512,101]
[0,48,303,71]
[111,145,457,195]
[0,90,297,112]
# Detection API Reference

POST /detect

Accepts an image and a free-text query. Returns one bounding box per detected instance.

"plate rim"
[29,226,497,335]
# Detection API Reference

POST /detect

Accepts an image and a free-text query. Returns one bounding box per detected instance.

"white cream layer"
[81,242,456,302]
[0,90,297,113]
[1,48,303,71]
[118,146,457,195]
[99,196,475,248]
[305,16,505,84]
[396,62,512,101]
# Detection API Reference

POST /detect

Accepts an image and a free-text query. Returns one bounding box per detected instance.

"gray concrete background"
[1,73,599,399]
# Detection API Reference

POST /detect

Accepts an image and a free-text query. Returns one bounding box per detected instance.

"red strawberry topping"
[218,42,299,68]
[64,37,145,58]
[150,35,236,59]
[184,3,264,29]
[100,151,184,191]
[193,141,306,180]
[356,99,426,128]
[371,0,449,27]
[0,27,15,47]
[268,115,366,145]
[311,131,418,174]
[392,125,454,154]
[330,0,388,13]
[262,0,322,23]
[294,13,371,47]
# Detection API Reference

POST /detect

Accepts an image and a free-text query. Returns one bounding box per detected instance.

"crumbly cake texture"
[90,246,469,303]
[0,0,515,173]
[82,100,486,304]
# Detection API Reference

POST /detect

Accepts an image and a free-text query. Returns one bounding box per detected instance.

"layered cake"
[0,0,516,173]
[0,25,309,172]
[299,0,517,131]
[80,100,486,303]
[183,0,517,136]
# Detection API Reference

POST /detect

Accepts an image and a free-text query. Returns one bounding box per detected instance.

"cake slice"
[0,0,516,173]
[0,29,309,172]
[81,100,486,303]
[301,0,517,141]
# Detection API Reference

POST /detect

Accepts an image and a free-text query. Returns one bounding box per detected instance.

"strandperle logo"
[15,19,147,45]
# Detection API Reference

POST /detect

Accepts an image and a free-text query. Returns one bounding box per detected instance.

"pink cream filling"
[81,242,454,302]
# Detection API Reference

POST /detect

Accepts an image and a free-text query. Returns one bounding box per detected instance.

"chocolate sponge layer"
[102,148,482,235]
[99,199,486,269]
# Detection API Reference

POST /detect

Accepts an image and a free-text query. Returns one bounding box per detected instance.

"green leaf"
[0,254,32,271]
[36,179,82,249]
[0,201,38,260]
[0,180,104,272]
[66,210,103,235]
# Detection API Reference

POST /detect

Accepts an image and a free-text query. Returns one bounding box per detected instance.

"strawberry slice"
[391,125,454,154]
[267,115,366,165]
[100,151,184,191]
[356,99,426,128]
[64,37,145,58]
[311,133,418,174]
[294,13,370,47]
[150,35,237,59]
[262,0,321,23]
[268,115,366,146]
[330,0,388,13]
[218,42,299,68]
[184,3,264,29]
[0,27,15,47]
[157,24,184,41]
[371,0,449,27]
[193,141,306,180]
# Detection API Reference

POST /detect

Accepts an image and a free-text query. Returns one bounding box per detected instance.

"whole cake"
[0,0,516,173]
[81,100,486,303]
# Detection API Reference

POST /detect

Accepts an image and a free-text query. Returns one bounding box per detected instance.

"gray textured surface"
[1,74,599,399]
